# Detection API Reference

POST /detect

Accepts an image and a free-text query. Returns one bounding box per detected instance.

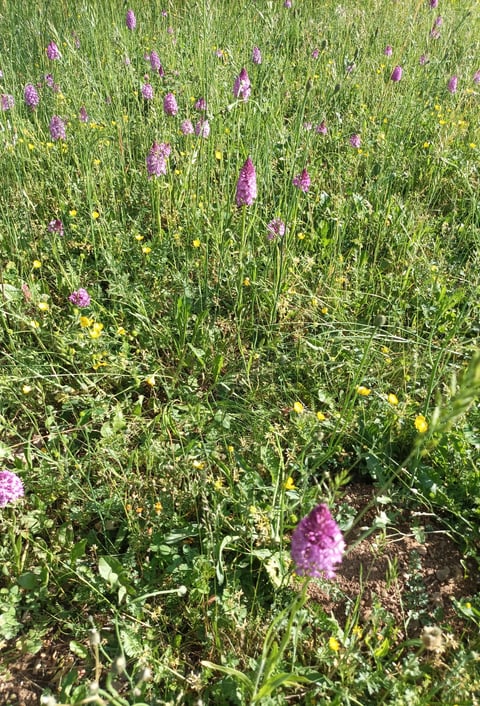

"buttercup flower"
[49,115,66,140]
[0,470,25,508]
[415,414,428,433]
[46,41,61,60]
[233,67,251,101]
[163,92,178,115]
[235,156,257,206]
[24,84,40,108]
[146,141,171,178]
[293,168,311,193]
[69,288,91,308]
[126,9,136,30]
[291,504,345,579]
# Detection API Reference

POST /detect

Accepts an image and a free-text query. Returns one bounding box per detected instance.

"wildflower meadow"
[1,0,480,703]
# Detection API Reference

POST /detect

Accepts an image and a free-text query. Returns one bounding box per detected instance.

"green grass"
[1,0,480,703]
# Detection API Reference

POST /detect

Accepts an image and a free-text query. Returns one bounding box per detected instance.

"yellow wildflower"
[284,477,296,491]
[192,239,201,248]
[89,322,104,339]
[387,393,399,406]
[37,301,49,312]
[415,414,428,433]
[32,260,42,269]
[356,385,371,396]
[328,637,340,652]
[293,401,304,414]
[316,411,326,421]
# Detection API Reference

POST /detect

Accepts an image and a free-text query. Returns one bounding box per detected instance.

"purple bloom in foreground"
[284,0,292,7]
[434,15,443,27]
[430,28,440,39]
[49,115,66,140]
[419,54,429,66]
[293,168,311,193]
[46,41,61,60]
[1,94,14,111]
[142,82,154,100]
[48,219,64,236]
[474,70,480,84]
[195,118,210,138]
[79,105,89,122]
[267,218,286,241]
[291,503,345,579]
[0,470,24,508]
[146,141,171,178]
[126,9,136,30]
[391,65,403,82]
[236,156,257,207]
[448,74,458,93]
[180,119,194,135]
[163,92,178,115]
[69,288,91,308]
[430,0,438,7]
[384,45,393,57]
[350,133,361,148]
[233,67,251,102]
[252,46,262,65]
[24,83,40,108]
[315,120,328,134]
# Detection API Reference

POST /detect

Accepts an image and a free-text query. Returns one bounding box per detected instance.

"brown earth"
[1,483,478,704]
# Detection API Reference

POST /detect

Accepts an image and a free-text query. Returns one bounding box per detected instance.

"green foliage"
[1,0,479,703]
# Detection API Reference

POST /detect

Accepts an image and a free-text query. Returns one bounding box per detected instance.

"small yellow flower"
[356,385,371,396]
[293,401,304,414]
[284,476,296,491]
[297,232,305,240]
[29,320,40,329]
[142,246,152,254]
[192,239,201,248]
[321,306,328,314]
[215,150,223,161]
[316,411,326,421]
[92,210,100,219]
[192,459,205,470]
[22,385,33,394]
[135,234,144,241]
[69,209,77,217]
[154,501,163,514]
[243,277,251,286]
[352,625,363,638]
[89,322,104,338]
[415,414,428,433]
[328,636,340,652]
[32,260,42,269]
[423,141,430,149]
[93,159,101,166]
[28,143,35,151]
[145,375,156,387]
[80,316,93,328]
[387,393,399,406]
[37,301,49,312]
[227,445,234,453]
[117,326,127,335]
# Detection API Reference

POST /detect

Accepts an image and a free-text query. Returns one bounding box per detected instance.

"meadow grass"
[0,0,479,703]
